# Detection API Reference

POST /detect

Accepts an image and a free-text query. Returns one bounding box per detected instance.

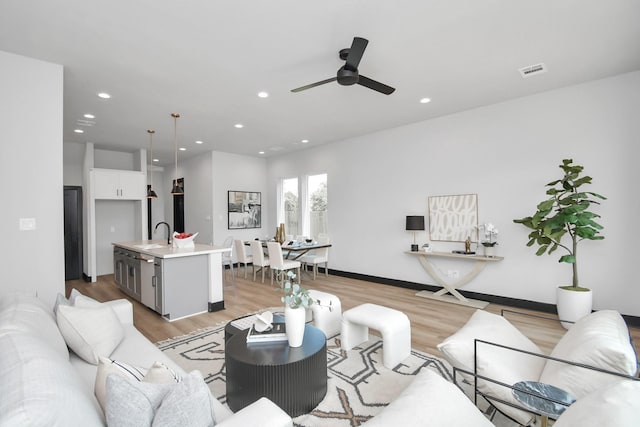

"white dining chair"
[299,236,330,279]
[221,236,235,290]
[250,240,270,283]
[267,241,301,286]
[233,239,253,279]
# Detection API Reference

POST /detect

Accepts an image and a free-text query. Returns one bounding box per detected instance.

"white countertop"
[113,239,230,259]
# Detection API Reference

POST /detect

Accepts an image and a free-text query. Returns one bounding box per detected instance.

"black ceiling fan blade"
[291,77,337,93]
[357,75,395,95]
[345,37,368,71]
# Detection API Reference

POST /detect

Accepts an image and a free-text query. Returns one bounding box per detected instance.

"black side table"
[225,323,327,417]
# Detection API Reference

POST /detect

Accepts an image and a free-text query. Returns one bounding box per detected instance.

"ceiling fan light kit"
[291,36,395,95]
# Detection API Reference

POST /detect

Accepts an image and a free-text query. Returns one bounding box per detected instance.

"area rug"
[157,320,515,426]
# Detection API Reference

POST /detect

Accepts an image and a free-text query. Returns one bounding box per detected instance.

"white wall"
[90,150,144,275]
[63,142,85,186]
[180,153,214,246]
[94,148,137,170]
[267,71,640,316]
[160,151,269,259]
[0,50,64,306]
[148,167,167,237]
[212,152,269,255]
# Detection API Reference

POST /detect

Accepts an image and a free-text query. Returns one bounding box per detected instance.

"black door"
[64,186,83,280]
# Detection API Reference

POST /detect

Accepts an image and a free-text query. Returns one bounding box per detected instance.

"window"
[306,174,327,239]
[281,177,299,237]
[278,174,328,240]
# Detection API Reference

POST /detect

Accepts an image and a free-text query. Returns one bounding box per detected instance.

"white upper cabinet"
[91,169,145,200]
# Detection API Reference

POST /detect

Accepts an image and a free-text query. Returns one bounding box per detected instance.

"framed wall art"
[428,193,478,242]
[228,191,262,229]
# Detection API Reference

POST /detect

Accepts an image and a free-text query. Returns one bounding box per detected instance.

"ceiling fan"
[291,37,395,95]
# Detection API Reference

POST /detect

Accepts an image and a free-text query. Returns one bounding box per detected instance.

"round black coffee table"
[225,322,327,417]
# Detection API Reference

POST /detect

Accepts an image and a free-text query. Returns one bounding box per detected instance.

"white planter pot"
[556,287,593,329]
[285,306,306,347]
[482,245,496,258]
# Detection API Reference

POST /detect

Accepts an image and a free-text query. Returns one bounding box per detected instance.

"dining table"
[246,240,332,260]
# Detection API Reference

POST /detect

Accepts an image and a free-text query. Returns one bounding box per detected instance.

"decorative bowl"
[172,232,198,248]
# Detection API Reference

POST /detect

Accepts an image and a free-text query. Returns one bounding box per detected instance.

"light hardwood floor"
[66,269,640,356]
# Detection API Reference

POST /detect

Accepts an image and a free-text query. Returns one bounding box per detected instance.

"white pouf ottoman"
[341,303,411,369]
[306,290,342,338]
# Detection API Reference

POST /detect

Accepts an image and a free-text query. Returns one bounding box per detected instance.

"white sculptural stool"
[306,290,342,338]
[341,303,411,369]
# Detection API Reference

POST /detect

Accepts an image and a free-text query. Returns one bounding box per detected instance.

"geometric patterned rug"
[157,320,452,426]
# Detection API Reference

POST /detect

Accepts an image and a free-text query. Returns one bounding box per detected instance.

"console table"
[405,251,504,309]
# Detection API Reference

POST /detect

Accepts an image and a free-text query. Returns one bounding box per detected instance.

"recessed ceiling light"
[153,158,159,162]
[259,151,265,155]
[234,123,244,129]
[420,98,431,104]
[195,140,203,144]
[84,113,95,119]
[179,147,186,151]
[257,91,269,98]
[74,129,84,133]
[97,92,111,99]
[301,139,309,144]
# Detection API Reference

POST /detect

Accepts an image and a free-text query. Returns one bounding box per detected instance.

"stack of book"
[246,322,287,344]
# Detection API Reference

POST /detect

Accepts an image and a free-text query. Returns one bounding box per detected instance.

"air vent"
[518,63,548,78]
[75,119,96,127]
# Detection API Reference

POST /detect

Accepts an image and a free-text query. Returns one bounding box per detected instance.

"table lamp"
[406,216,425,251]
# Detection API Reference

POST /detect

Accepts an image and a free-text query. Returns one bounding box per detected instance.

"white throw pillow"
[144,361,182,384]
[362,368,493,426]
[437,310,546,425]
[539,310,637,398]
[553,379,640,427]
[73,293,102,307]
[56,304,124,364]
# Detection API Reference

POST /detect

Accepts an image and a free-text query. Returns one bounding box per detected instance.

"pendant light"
[170,113,184,195]
[146,130,158,199]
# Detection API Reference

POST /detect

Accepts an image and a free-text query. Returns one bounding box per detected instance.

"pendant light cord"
[171,113,182,194]
[148,130,154,188]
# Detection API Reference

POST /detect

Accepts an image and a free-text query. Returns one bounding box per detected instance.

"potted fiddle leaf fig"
[513,159,606,328]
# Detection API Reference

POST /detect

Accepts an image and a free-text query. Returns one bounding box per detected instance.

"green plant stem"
[572,228,578,287]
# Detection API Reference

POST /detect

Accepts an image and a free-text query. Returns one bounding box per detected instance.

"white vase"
[285,306,306,347]
[556,287,593,329]
[483,244,496,257]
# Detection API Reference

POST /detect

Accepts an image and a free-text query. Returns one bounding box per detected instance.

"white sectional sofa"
[0,292,292,427]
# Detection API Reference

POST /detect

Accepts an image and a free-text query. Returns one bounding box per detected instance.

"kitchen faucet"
[154,222,171,245]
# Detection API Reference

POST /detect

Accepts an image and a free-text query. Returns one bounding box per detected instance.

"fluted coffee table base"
[225,324,327,417]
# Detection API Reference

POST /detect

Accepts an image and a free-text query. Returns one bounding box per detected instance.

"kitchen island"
[113,240,231,321]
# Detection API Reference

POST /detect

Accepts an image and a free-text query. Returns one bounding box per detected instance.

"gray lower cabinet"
[112,247,141,300]
[153,258,165,315]
[114,246,210,320]
[152,255,209,320]
[113,248,126,286]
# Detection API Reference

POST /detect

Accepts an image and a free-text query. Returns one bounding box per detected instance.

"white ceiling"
[1,1,639,165]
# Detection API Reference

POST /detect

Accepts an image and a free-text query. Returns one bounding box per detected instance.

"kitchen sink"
[134,243,165,250]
